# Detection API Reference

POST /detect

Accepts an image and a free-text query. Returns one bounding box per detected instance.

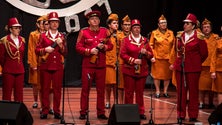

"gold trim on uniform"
[84,48,90,55]
[4,39,22,63]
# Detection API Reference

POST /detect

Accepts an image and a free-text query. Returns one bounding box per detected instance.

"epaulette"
[0,36,7,44]
[176,31,183,38]
[20,36,26,43]
[197,31,205,40]
[213,34,220,40]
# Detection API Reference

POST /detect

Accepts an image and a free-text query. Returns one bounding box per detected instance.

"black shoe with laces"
[79,114,86,120]
[189,118,198,122]
[155,93,160,98]
[97,114,108,120]
[40,114,47,119]
[54,113,61,119]
[140,114,147,120]
[49,109,54,115]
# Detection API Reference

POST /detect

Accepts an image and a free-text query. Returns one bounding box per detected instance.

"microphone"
[51,42,57,48]
[87,73,90,80]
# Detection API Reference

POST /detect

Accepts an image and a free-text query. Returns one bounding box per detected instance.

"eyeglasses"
[123,24,131,26]
[44,23,49,25]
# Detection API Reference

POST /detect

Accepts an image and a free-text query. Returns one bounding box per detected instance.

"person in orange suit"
[0,17,25,102]
[35,12,67,119]
[149,14,175,98]
[117,15,131,104]
[198,18,219,109]
[76,10,113,120]
[120,19,153,120]
[170,13,208,122]
[28,15,48,109]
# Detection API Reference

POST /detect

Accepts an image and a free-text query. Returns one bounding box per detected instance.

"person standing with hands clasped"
[76,10,113,120]
[0,17,25,102]
[149,14,175,98]
[169,13,208,122]
[120,19,153,120]
[35,12,67,119]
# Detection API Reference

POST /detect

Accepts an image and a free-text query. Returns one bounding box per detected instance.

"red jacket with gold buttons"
[0,35,25,74]
[35,31,67,71]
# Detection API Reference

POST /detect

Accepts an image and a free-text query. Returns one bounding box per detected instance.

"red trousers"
[2,73,24,102]
[124,74,146,115]
[40,70,63,115]
[176,71,200,119]
[80,67,106,116]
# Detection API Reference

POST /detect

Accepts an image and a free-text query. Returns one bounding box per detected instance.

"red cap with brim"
[48,12,60,21]
[85,10,101,19]
[183,13,197,24]
[8,17,22,27]
[131,19,141,27]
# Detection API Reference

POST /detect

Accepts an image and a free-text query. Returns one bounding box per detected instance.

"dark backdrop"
[0,0,221,86]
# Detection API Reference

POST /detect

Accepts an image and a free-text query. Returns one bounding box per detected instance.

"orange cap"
[122,15,131,22]
[158,14,167,23]
[107,13,118,21]
[202,18,211,26]
[37,15,48,22]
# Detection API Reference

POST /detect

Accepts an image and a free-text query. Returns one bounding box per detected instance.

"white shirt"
[10,34,19,48]
[131,33,141,43]
[185,30,194,43]
[49,30,58,39]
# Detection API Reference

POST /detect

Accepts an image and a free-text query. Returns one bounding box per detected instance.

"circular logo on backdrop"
[6,0,100,17]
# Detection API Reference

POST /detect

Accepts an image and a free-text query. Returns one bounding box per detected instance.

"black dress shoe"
[79,114,86,120]
[49,109,54,115]
[97,114,108,120]
[40,114,47,119]
[177,117,185,123]
[163,93,170,98]
[54,113,61,119]
[140,114,147,120]
[189,118,198,122]
[199,103,205,109]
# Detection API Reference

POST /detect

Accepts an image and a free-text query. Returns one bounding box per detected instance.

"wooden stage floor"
[0,86,214,125]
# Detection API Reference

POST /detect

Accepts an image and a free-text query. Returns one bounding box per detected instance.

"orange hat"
[183,13,197,24]
[85,10,101,19]
[107,13,118,21]
[122,15,131,22]
[8,17,21,27]
[202,18,211,26]
[131,19,141,27]
[37,15,48,22]
[48,12,60,21]
[158,14,167,23]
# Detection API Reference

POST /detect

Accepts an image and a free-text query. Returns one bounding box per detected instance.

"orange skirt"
[105,66,116,84]
[212,71,222,93]
[151,59,172,80]
[118,65,124,89]
[199,66,213,91]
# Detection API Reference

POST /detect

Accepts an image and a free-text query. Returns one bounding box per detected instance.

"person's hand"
[151,57,155,62]
[211,72,216,79]
[45,46,54,53]
[56,38,63,47]
[140,48,147,55]
[91,48,99,55]
[97,42,105,49]
[134,59,142,65]
[169,64,174,70]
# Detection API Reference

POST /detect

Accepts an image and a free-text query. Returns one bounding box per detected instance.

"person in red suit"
[170,13,208,122]
[0,17,25,102]
[120,19,153,120]
[76,10,113,120]
[35,12,67,119]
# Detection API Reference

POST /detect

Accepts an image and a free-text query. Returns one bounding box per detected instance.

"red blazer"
[0,35,25,74]
[120,34,153,77]
[35,31,67,71]
[173,30,208,72]
[76,27,113,68]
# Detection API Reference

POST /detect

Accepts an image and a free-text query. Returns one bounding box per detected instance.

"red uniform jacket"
[120,34,153,77]
[76,27,113,68]
[35,31,67,70]
[173,30,208,72]
[0,35,25,74]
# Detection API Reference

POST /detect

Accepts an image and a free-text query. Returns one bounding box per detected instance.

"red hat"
[131,19,141,27]
[48,12,60,21]
[8,17,21,27]
[183,13,197,24]
[85,10,101,19]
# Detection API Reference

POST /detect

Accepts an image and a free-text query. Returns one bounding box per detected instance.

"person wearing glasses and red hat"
[0,17,25,102]
[76,10,113,120]
[169,13,208,122]
[120,19,153,120]
[35,12,67,119]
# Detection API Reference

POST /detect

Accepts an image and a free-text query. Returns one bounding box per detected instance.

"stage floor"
[0,86,214,125]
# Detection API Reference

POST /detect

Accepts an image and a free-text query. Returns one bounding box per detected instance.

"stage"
[0,86,213,125]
